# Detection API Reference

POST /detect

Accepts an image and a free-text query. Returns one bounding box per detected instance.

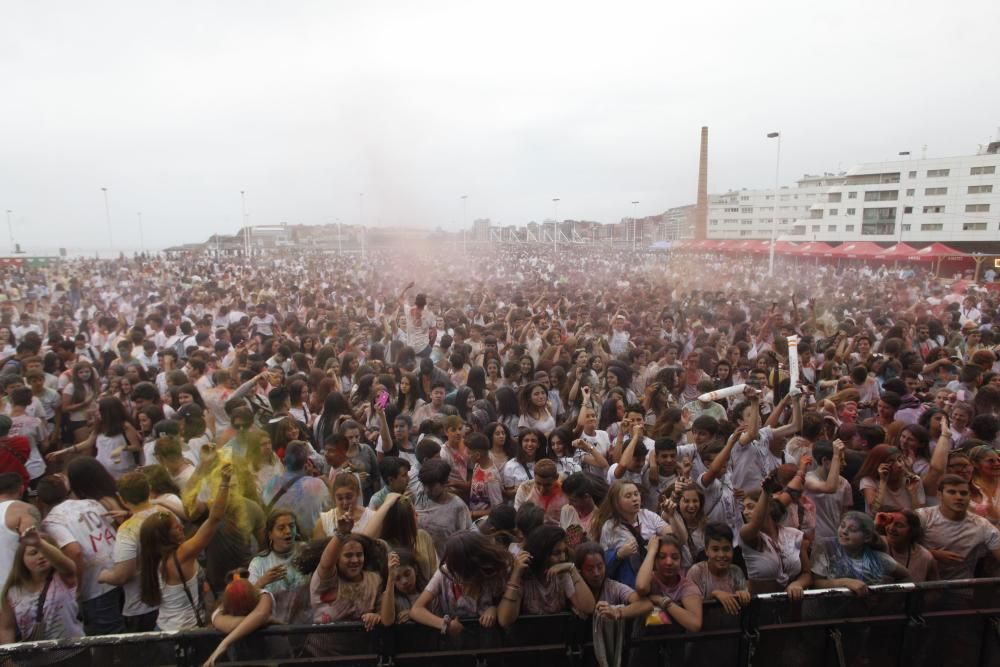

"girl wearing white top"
[517,382,556,437]
[501,429,550,500]
[49,396,142,478]
[61,362,99,443]
[737,474,811,597]
[0,528,83,643]
[591,480,686,588]
[139,464,232,631]
[313,472,375,539]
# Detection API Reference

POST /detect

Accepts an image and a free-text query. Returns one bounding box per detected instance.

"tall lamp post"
[766,132,781,276]
[552,198,560,254]
[137,212,144,255]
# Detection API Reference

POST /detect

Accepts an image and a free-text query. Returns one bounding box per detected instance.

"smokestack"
[695,126,708,240]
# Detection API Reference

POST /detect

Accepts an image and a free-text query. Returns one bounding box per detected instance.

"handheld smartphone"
[376,390,390,411]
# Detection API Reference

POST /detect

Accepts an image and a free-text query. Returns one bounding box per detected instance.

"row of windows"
[791,221,999,235]
[863,185,995,197]
[906,166,996,177]
[818,222,996,235]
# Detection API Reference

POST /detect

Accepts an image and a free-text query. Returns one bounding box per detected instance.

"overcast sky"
[2,0,998,253]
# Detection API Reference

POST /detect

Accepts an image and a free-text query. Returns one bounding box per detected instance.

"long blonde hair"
[588,480,639,542]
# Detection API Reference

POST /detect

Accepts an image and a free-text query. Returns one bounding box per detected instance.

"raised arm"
[922,415,951,496]
[375,405,393,462]
[360,492,402,539]
[634,534,659,596]
[700,429,741,488]
[772,394,803,439]
[614,424,643,479]
[763,393,789,430]
[26,530,77,587]
[739,480,773,549]
[380,552,401,626]
[177,464,232,564]
[805,440,845,494]
[740,393,762,444]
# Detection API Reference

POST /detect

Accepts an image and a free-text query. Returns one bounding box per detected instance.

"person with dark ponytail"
[139,464,232,630]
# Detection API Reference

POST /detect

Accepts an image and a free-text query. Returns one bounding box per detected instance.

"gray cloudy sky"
[2,0,998,254]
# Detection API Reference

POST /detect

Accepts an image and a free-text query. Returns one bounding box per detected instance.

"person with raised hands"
[138,463,233,631]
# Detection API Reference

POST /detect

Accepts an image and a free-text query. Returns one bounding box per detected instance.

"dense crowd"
[0,247,997,664]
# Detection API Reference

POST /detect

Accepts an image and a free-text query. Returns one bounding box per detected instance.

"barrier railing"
[2,577,998,666]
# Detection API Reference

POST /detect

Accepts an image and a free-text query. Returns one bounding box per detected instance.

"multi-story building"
[705,137,999,248]
[707,174,846,241]
[794,140,999,246]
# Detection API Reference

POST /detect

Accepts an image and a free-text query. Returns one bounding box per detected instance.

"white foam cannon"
[697,383,747,403]
[787,334,801,396]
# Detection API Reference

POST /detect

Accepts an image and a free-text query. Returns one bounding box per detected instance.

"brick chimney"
[695,126,708,240]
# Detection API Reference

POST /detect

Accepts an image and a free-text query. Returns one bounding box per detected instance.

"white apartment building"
[706,137,1000,247]
[795,141,999,245]
[707,174,846,240]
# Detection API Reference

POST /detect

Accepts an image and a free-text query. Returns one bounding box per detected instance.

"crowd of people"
[0,246,997,664]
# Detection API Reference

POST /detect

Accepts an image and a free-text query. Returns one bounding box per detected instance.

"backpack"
[175,335,195,360]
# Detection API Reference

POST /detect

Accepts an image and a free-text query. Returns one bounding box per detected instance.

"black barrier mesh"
[0,580,997,667]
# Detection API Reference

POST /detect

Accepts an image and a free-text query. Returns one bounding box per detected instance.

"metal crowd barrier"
[1,577,998,667]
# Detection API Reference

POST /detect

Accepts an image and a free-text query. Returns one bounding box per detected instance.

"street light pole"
[101,187,113,255]
[552,198,560,254]
[631,201,640,252]
[240,190,248,258]
[766,132,781,277]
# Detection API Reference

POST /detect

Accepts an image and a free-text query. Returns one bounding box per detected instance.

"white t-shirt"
[729,426,782,492]
[859,477,925,513]
[916,507,1000,580]
[598,510,668,574]
[9,414,47,480]
[112,507,159,617]
[43,499,118,602]
[96,433,136,479]
[805,471,853,542]
[577,430,612,477]
[250,313,277,337]
[501,459,534,490]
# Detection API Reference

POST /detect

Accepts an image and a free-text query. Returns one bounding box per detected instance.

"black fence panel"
[0,579,997,667]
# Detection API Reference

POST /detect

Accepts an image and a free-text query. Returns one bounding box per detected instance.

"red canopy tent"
[726,240,770,254]
[790,241,835,257]
[772,240,800,255]
[873,242,919,261]
[905,243,971,276]
[905,243,966,261]
[830,241,885,259]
